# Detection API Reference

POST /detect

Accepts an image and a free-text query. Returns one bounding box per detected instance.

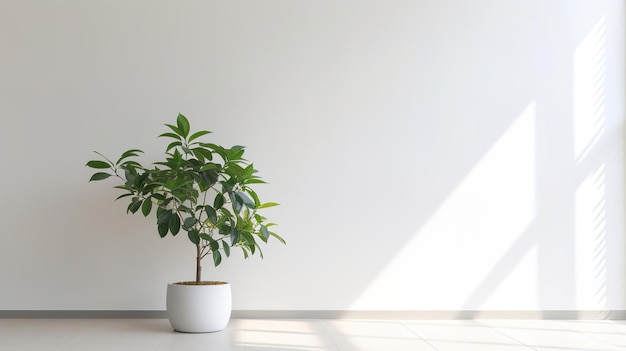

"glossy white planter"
[166,282,232,333]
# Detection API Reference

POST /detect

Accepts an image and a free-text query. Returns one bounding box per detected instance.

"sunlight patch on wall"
[349,102,536,310]
[574,17,606,163]
[575,164,607,309]
[573,16,608,310]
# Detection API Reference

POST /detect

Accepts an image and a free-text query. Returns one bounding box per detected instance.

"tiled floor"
[1,318,626,350]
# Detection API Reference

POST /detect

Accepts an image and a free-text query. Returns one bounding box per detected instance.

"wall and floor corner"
[0,0,625,318]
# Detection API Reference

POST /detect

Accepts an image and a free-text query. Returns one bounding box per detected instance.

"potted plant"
[86,113,284,333]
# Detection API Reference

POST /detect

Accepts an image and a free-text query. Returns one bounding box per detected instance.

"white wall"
[0,0,624,312]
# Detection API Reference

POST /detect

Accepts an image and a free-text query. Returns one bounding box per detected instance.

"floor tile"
[156,320,244,351]
[553,320,626,348]
[244,346,338,351]
[241,319,337,351]
[322,320,436,351]
[2,318,626,351]
[0,319,86,344]
[403,320,534,351]
[0,345,64,351]
[59,344,155,351]
[69,319,170,346]
[482,320,623,351]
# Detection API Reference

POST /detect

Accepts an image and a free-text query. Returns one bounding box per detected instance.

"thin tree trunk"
[196,244,202,284]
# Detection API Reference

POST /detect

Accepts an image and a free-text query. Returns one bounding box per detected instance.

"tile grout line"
[550,320,626,351]
[476,320,540,351]
[397,320,440,351]
[316,319,348,351]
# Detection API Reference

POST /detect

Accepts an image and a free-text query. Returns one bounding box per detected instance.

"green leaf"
[219,223,232,235]
[249,242,256,255]
[270,231,286,244]
[208,237,219,251]
[201,144,225,161]
[230,192,243,213]
[254,214,267,224]
[120,160,142,169]
[199,170,219,188]
[228,147,245,161]
[141,183,160,194]
[141,197,152,216]
[165,123,183,137]
[166,141,182,152]
[183,216,197,229]
[223,241,231,257]
[214,193,225,209]
[157,210,172,224]
[189,130,211,142]
[258,202,280,209]
[115,193,134,201]
[187,230,200,244]
[243,163,255,177]
[236,191,256,209]
[256,242,264,259]
[89,172,111,181]
[213,250,222,266]
[151,193,165,201]
[229,228,240,246]
[127,198,142,214]
[204,205,217,224]
[158,222,169,238]
[92,151,115,165]
[219,207,234,221]
[116,149,143,165]
[199,163,220,171]
[260,225,270,241]
[243,189,259,208]
[224,162,244,178]
[169,215,181,235]
[192,148,213,162]
[177,113,190,138]
[244,178,266,185]
[241,231,255,245]
[86,160,111,169]
[159,132,181,140]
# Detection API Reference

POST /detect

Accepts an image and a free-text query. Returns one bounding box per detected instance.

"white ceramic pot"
[166,282,232,333]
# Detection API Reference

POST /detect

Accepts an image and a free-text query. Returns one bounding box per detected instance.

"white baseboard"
[0,310,166,318]
[1,310,625,319]
[232,310,626,320]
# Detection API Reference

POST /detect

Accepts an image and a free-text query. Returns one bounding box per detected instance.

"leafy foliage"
[87,114,283,282]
